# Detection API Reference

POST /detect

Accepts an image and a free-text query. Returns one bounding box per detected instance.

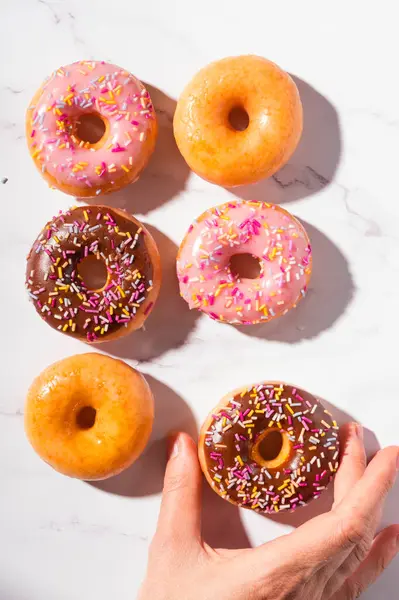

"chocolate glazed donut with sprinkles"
[25,206,161,343]
[198,383,340,513]
[26,60,157,197]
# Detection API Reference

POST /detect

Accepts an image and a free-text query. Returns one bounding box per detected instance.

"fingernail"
[355,423,363,440]
[168,433,180,459]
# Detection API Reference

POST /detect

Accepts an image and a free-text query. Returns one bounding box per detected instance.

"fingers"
[253,446,398,573]
[155,432,202,546]
[330,525,399,600]
[335,446,399,535]
[333,423,366,508]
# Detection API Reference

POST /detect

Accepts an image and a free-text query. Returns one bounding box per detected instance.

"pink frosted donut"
[177,201,312,325]
[26,60,157,197]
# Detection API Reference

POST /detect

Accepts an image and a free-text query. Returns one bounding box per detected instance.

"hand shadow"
[78,84,189,216]
[231,76,341,204]
[234,220,355,342]
[100,224,199,362]
[263,398,399,596]
[87,375,197,497]
[202,482,252,550]
[264,398,380,528]
[366,479,399,599]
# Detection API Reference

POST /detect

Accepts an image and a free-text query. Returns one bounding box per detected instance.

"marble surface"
[1,0,398,598]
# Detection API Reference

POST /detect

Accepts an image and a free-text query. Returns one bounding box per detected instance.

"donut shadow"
[233,220,355,342]
[231,76,341,204]
[263,399,380,528]
[78,84,190,215]
[87,375,197,497]
[99,224,199,362]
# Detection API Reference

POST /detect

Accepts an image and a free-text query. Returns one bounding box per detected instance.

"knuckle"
[341,580,363,600]
[338,515,368,547]
[352,537,371,564]
[164,472,190,494]
[350,583,364,599]
[380,471,396,497]
[375,548,393,575]
[354,451,367,469]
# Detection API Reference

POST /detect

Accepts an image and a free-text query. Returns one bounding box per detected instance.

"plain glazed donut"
[177,200,311,325]
[199,382,340,513]
[25,354,154,480]
[26,60,157,197]
[25,205,161,343]
[173,55,302,187]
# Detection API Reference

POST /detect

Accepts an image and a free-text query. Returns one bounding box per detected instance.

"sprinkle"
[177,200,311,325]
[25,206,153,342]
[203,383,339,515]
[27,61,155,194]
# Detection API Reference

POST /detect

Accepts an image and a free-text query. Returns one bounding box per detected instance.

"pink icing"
[27,60,156,195]
[177,200,312,325]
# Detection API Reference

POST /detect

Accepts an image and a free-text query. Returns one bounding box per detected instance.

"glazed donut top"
[27,60,156,195]
[177,200,312,324]
[173,55,303,187]
[202,383,340,513]
[26,206,156,342]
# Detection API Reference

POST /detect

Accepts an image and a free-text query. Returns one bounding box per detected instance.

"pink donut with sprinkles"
[26,60,157,197]
[177,200,312,325]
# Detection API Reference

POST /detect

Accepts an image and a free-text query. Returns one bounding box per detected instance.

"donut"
[177,200,311,325]
[25,205,161,343]
[173,55,302,187]
[26,60,157,197]
[25,354,154,480]
[198,382,340,513]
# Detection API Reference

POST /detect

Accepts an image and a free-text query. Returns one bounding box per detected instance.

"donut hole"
[228,106,250,131]
[229,253,261,279]
[75,112,106,144]
[76,406,96,430]
[257,430,283,461]
[78,255,108,291]
[251,429,292,469]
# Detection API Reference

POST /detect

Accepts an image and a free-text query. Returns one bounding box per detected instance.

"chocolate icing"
[26,206,155,342]
[202,383,340,513]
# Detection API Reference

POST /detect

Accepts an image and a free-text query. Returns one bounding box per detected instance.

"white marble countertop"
[1,0,398,598]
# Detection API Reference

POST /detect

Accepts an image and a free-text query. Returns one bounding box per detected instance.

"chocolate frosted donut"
[25,206,161,342]
[199,382,340,513]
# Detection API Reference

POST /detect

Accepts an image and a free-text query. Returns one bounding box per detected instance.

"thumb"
[156,432,202,546]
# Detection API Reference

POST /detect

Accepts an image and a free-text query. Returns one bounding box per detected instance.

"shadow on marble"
[263,399,380,528]
[78,84,189,215]
[231,76,341,204]
[234,220,354,343]
[87,375,197,497]
[374,478,399,595]
[202,482,251,549]
[99,224,199,362]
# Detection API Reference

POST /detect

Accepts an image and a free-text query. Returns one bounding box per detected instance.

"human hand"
[138,424,398,600]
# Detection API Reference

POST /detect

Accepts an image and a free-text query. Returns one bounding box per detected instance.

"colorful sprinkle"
[26,61,156,196]
[25,206,156,341]
[202,383,340,513]
[177,201,312,325]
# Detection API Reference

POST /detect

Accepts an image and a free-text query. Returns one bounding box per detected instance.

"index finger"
[333,422,366,508]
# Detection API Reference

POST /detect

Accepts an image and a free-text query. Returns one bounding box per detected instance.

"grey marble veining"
[1,0,398,598]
